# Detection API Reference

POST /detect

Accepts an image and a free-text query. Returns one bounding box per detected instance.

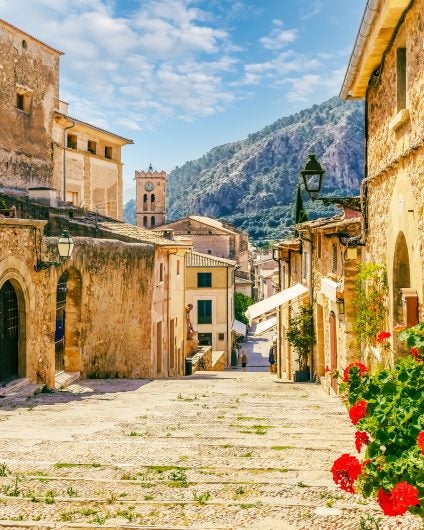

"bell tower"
[135,164,167,229]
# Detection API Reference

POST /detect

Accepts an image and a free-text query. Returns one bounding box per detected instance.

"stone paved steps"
[0,373,421,529]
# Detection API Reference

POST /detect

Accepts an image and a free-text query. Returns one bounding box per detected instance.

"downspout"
[299,232,314,381]
[226,264,229,365]
[63,120,75,202]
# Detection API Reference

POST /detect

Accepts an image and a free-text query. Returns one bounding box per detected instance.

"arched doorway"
[0,281,19,384]
[329,311,338,393]
[393,231,411,325]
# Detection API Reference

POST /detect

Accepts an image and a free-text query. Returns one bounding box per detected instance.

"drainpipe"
[63,120,75,202]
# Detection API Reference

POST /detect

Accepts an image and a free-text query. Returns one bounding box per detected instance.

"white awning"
[320,277,341,302]
[232,319,247,336]
[254,317,277,336]
[245,283,308,321]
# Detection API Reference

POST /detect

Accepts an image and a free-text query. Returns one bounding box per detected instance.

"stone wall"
[0,21,60,189]
[0,219,157,386]
[366,0,424,328]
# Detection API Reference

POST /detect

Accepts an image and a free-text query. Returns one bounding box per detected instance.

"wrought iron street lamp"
[300,154,325,201]
[35,230,74,271]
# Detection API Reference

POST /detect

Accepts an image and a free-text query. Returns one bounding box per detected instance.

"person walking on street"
[240,350,248,372]
[268,345,275,373]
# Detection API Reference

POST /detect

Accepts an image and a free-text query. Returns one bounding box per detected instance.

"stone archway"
[393,231,411,326]
[55,267,82,374]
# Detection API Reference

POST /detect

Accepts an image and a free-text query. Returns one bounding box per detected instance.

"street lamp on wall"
[35,231,74,271]
[300,154,325,201]
[336,297,345,316]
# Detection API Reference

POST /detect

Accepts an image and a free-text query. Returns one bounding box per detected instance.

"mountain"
[164,97,364,242]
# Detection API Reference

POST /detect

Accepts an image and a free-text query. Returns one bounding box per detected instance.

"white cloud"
[260,20,298,50]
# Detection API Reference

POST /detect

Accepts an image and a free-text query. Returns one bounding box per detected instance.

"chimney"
[163,229,174,240]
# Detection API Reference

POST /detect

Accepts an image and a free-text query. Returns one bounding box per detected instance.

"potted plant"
[286,305,314,382]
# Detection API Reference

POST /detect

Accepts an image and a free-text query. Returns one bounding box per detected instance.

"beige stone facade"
[135,168,167,229]
[341,0,424,358]
[0,215,191,387]
[157,216,250,273]
[273,214,362,390]
[52,105,132,220]
[0,19,61,190]
[0,20,132,221]
[185,251,236,364]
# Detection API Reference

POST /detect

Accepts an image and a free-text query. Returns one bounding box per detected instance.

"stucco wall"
[0,22,60,189]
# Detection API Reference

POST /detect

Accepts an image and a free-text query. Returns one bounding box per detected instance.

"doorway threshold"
[0,377,30,396]
[55,371,80,390]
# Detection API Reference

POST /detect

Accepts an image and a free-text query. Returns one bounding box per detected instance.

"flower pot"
[294,368,310,382]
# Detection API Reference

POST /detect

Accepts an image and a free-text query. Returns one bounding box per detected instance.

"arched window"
[143,194,148,211]
[393,231,411,325]
[151,216,155,228]
[151,194,156,211]
[143,216,148,228]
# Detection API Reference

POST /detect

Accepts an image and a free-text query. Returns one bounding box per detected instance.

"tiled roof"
[99,222,192,247]
[186,251,237,268]
[0,19,64,55]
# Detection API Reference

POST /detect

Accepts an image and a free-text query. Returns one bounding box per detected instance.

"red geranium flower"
[349,400,368,425]
[355,431,370,453]
[376,330,391,343]
[325,365,330,374]
[411,347,423,361]
[343,362,367,382]
[417,432,424,455]
[331,454,362,493]
[377,482,419,516]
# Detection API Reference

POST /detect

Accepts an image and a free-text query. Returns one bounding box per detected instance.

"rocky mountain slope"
[125,97,364,242]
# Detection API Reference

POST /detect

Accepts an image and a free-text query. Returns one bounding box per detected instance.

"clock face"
[145,182,154,192]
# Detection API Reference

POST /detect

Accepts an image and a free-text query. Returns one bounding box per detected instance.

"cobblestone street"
[0,371,421,530]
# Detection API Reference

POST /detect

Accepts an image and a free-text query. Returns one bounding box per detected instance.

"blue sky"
[1,0,365,201]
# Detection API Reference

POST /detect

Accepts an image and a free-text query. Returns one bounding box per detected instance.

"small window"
[160,263,164,282]
[67,134,77,149]
[198,300,212,324]
[198,332,212,346]
[218,333,225,341]
[104,146,112,159]
[143,216,148,228]
[177,260,180,276]
[151,216,156,228]
[16,88,32,114]
[207,250,212,255]
[397,47,407,112]
[332,243,338,273]
[187,230,191,234]
[143,194,148,203]
[208,230,212,234]
[197,272,212,288]
[87,140,96,155]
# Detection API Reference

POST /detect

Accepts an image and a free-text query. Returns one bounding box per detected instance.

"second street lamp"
[300,153,325,201]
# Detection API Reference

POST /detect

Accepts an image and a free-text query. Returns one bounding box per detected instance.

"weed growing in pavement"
[148,465,187,473]
[179,455,189,461]
[54,462,101,469]
[120,472,137,481]
[26,470,48,476]
[272,446,294,451]
[177,393,197,401]
[0,463,10,476]
[241,451,253,458]
[238,425,273,435]
[33,385,54,395]
[91,512,109,525]
[359,514,382,530]
[66,486,78,497]
[2,477,20,496]
[168,468,188,487]
[193,491,211,505]
[235,486,246,496]
[45,489,55,504]
[128,431,142,436]
[79,508,98,516]
[32,515,41,521]
[237,415,266,422]
[60,512,74,522]
[10,514,24,521]
[144,494,154,500]
[297,481,310,488]
[326,499,335,507]
[117,507,136,522]
[107,492,118,504]
[220,443,233,448]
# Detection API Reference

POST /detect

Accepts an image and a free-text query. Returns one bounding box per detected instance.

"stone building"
[135,166,167,229]
[340,0,424,357]
[270,211,362,390]
[0,196,191,387]
[156,216,250,273]
[0,19,132,221]
[52,102,133,220]
[185,251,236,364]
